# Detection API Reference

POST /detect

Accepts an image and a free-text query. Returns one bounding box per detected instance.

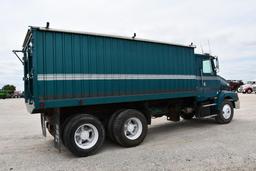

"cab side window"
[202,59,213,74]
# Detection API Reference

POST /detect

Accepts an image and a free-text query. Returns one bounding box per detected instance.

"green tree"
[2,84,16,94]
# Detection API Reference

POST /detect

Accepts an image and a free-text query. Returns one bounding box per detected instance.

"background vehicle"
[227,80,244,92]
[14,26,239,157]
[241,81,256,94]
[11,91,23,98]
[0,90,8,99]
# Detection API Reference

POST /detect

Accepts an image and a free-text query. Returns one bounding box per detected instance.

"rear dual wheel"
[107,109,125,142]
[62,109,148,156]
[63,114,105,157]
[108,109,148,147]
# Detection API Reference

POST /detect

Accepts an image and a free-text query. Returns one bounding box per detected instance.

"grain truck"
[13,26,239,157]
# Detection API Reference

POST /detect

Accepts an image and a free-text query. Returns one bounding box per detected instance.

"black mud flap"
[41,113,47,137]
[54,108,61,152]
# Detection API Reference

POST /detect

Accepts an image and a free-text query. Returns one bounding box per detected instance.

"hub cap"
[124,117,142,140]
[222,104,232,119]
[74,123,99,149]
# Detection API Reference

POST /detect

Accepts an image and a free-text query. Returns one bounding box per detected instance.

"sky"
[0,0,256,91]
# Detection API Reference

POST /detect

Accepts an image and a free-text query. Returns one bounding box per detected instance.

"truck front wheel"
[215,100,234,124]
[112,109,148,147]
[63,114,105,157]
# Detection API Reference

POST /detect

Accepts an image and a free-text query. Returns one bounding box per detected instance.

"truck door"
[200,57,220,100]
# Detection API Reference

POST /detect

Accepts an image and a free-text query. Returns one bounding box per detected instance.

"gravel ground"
[0,94,256,171]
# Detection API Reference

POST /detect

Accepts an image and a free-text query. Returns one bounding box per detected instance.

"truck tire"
[107,109,125,142]
[61,114,79,146]
[180,113,194,120]
[112,109,148,147]
[46,122,55,137]
[215,100,234,124]
[63,114,105,157]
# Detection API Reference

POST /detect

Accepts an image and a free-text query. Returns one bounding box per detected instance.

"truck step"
[201,114,217,119]
[202,103,216,108]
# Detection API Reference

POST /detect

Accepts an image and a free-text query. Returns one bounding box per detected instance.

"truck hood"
[218,75,230,90]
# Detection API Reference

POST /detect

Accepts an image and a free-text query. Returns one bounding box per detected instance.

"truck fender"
[216,90,239,110]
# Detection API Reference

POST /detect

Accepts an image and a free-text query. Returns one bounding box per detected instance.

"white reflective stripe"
[195,76,221,80]
[37,74,199,81]
[37,74,220,81]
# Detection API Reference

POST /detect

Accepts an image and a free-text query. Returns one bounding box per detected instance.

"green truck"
[14,26,239,157]
[0,90,8,99]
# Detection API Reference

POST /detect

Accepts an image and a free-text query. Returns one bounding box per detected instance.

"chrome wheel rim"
[124,117,142,140]
[74,123,99,149]
[222,104,232,119]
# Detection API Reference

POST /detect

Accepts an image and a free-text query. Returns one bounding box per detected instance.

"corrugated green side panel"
[33,29,196,108]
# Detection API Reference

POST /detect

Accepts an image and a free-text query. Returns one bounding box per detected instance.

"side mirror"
[214,56,219,72]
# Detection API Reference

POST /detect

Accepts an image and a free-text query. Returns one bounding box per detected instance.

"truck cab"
[193,53,239,119]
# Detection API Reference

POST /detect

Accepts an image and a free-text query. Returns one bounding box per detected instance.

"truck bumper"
[235,100,240,109]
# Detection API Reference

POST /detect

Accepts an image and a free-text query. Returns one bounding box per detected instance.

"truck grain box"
[13,25,239,157]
